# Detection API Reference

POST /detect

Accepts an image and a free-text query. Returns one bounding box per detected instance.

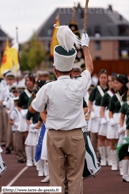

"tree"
[20,34,46,71]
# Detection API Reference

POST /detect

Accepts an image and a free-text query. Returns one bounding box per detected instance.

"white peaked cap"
[53,25,81,72]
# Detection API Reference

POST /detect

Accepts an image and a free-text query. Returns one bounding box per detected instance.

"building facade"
[35,4,129,61]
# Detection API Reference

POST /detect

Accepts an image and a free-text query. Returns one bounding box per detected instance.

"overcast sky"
[0,0,129,43]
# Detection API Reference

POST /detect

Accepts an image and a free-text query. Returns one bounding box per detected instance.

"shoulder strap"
[24,89,32,98]
[8,93,14,103]
[107,90,114,97]
[97,85,104,97]
[14,108,21,119]
[115,93,123,106]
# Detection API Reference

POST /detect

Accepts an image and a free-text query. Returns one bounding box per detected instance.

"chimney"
[77,3,81,9]
[108,5,113,12]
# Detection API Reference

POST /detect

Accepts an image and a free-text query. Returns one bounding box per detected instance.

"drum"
[0,152,7,176]
[83,131,101,179]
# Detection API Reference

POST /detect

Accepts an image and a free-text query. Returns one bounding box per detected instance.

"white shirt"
[10,107,20,132]
[32,69,91,131]
[0,84,10,102]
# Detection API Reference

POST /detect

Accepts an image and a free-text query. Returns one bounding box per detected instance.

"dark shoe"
[18,159,25,163]
[65,192,68,194]
[123,178,129,182]
[5,148,11,154]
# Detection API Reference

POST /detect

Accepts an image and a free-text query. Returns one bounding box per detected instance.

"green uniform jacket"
[89,86,109,106]
[120,102,129,130]
[101,89,115,110]
[109,93,127,114]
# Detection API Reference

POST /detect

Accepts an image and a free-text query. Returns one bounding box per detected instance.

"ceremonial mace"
[83,0,89,34]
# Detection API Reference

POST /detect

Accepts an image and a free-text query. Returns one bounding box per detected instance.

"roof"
[36,4,129,38]
[0,28,12,41]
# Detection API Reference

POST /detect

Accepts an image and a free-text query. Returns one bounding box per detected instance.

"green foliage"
[20,34,46,71]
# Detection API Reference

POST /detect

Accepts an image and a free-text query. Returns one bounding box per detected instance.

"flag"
[0,42,19,75]
[50,14,60,58]
[83,132,101,179]
[0,41,13,75]
[9,43,19,74]
[35,123,46,162]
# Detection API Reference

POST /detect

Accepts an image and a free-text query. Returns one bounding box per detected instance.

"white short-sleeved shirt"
[6,98,15,117]
[32,69,91,131]
[0,85,9,102]
[10,108,20,131]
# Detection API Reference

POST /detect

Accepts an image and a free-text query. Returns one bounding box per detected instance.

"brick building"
[35,3,129,61]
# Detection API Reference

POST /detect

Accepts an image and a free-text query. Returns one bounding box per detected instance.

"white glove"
[7,110,11,115]
[110,118,115,126]
[81,33,90,48]
[100,118,107,125]
[3,101,7,106]
[118,127,126,135]
[30,123,37,129]
[14,122,19,127]
[90,111,96,119]
[29,126,33,132]
[33,129,38,133]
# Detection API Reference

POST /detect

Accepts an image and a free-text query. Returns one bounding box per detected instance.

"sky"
[0,0,129,43]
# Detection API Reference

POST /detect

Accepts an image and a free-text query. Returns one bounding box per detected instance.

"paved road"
[0,148,129,194]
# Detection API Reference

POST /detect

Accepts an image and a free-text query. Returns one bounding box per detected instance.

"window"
[94,26,101,36]
[94,41,101,50]
[118,25,129,36]
[47,28,53,36]
[45,41,50,52]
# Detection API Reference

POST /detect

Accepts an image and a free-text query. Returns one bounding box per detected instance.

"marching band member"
[30,26,93,194]
[1,72,16,154]
[18,73,35,163]
[0,72,13,147]
[88,69,109,158]
[25,80,45,167]
[117,89,129,182]
[9,97,20,159]
[6,84,19,155]
[71,66,82,78]
[107,74,128,171]
[99,75,115,166]
[35,71,44,82]
[41,71,50,82]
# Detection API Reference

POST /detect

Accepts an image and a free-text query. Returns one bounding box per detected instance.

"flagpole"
[16,27,18,43]
[16,27,19,83]
[83,0,89,34]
